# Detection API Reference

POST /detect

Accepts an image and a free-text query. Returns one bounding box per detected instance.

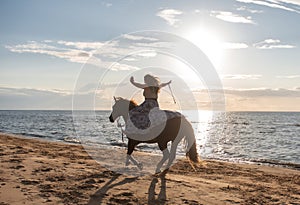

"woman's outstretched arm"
[130,76,147,89]
[159,80,172,88]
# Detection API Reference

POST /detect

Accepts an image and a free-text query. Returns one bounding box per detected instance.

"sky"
[0,0,300,111]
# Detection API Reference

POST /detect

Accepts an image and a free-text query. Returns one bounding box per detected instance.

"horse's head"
[109,97,137,123]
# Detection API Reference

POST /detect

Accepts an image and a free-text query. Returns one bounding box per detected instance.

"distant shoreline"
[1,109,300,113]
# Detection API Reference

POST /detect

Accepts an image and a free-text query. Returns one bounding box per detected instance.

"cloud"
[222,74,262,79]
[122,34,157,41]
[224,87,300,97]
[57,41,105,49]
[192,87,300,111]
[2,86,300,111]
[222,42,249,49]
[0,86,117,110]
[210,11,255,24]
[236,6,264,13]
[0,87,72,109]
[276,75,300,78]
[5,39,147,71]
[5,41,92,64]
[156,9,183,26]
[76,82,128,93]
[236,0,300,14]
[109,62,140,71]
[194,87,300,98]
[102,2,112,7]
[6,33,174,68]
[224,87,300,111]
[253,39,296,49]
[282,0,300,6]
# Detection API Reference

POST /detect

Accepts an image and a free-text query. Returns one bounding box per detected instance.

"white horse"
[109,97,200,174]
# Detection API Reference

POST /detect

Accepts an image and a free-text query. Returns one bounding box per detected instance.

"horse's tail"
[183,118,201,165]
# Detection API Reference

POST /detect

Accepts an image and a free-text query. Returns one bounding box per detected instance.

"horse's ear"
[113,96,117,102]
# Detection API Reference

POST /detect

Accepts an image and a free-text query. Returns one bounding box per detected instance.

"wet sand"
[0,133,299,204]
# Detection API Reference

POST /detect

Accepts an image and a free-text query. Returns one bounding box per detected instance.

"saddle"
[125,108,182,136]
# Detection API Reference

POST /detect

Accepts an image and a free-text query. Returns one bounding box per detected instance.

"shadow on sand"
[148,174,167,205]
[88,172,168,205]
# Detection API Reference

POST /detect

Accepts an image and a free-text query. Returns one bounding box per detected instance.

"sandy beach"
[0,133,299,205]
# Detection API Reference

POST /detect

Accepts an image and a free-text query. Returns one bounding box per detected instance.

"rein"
[116,118,125,142]
[113,97,137,143]
[113,96,125,142]
[168,84,176,104]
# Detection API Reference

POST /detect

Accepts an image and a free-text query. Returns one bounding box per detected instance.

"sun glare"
[183,28,224,72]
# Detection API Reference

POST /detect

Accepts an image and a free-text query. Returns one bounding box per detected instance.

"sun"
[182,27,224,72]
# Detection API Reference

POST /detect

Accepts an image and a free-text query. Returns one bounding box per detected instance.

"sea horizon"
[1,109,300,113]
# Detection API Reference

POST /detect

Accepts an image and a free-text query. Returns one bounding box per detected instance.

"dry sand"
[0,133,299,205]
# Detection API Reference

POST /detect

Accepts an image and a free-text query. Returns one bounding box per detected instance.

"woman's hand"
[159,80,172,88]
[130,76,134,83]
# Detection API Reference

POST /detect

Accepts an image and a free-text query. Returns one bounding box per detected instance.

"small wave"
[109,142,127,147]
[232,122,249,125]
[63,136,81,144]
[250,159,300,170]
[20,133,48,139]
[259,129,276,134]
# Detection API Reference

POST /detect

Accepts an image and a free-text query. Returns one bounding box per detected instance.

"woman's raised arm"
[130,76,147,89]
[159,80,172,88]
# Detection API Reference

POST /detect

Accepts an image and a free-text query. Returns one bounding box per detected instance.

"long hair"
[149,86,160,94]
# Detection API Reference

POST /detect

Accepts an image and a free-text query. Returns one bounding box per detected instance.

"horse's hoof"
[153,169,168,177]
[155,170,161,174]
[153,171,161,177]
[137,163,143,170]
[161,168,169,176]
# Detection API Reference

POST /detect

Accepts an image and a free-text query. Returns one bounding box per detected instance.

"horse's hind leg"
[165,135,182,170]
[155,148,170,174]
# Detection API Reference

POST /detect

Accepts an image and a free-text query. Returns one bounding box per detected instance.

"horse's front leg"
[126,139,143,170]
[155,148,170,174]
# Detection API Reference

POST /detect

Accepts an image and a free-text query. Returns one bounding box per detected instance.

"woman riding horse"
[128,74,171,130]
[109,97,200,174]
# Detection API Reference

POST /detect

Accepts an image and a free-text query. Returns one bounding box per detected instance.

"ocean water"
[0,110,299,168]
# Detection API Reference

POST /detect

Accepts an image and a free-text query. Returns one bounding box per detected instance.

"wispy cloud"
[224,87,300,97]
[192,87,300,111]
[5,41,94,64]
[101,2,112,7]
[276,75,300,78]
[156,9,183,26]
[194,87,300,97]
[0,86,118,110]
[122,34,157,41]
[222,74,262,79]
[56,41,105,49]
[253,39,296,49]
[210,11,255,24]
[236,0,300,14]
[223,87,300,111]
[0,86,72,109]
[5,37,164,70]
[236,6,264,13]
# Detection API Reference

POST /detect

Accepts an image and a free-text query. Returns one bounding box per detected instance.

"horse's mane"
[116,97,137,111]
[128,99,138,110]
